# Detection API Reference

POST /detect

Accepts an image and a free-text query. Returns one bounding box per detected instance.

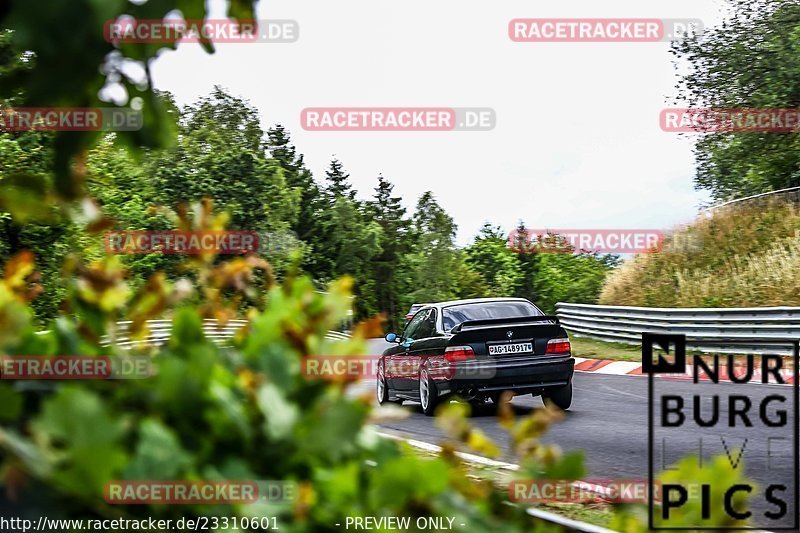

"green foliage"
[268,126,331,280]
[610,455,754,532]
[533,252,619,314]
[462,223,617,314]
[327,196,382,318]
[326,158,356,201]
[0,233,583,532]
[0,81,617,329]
[0,32,79,320]
[0,7,765,531]
[0,0,258,200]
[406,192,461,304]
[366,176,413,330]
[672,0,800,200]
[149,88,300,233]
[1,26,616,325]
[465,224,523,297]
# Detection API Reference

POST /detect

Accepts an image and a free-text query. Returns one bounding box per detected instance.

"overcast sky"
[148,0,730,246]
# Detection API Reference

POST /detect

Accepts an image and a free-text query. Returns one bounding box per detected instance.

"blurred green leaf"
[31,387,127,495]
[256,382,298,440]
[0,173,56,223]
[0,383,22,422]
[123,418,192,480]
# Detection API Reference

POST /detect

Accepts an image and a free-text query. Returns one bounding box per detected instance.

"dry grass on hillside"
[600,199,800,307]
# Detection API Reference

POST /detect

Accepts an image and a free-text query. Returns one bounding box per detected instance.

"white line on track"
[375,430,519,470]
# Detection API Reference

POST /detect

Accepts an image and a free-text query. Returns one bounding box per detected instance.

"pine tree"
[266,124,300,173]
[328,196,382,319]
[367,175,412,329]
[512,220,539,303]
[266,124,333,280]
[325,158,356,200]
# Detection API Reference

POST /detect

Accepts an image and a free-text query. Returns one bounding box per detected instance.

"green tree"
[0,31,79,323]
[512,221,540,303]
[407,192,460,303]
[451,251,491,300]
[366,175,412,330]
[328,197,382,319]
[267,125,331,278]
[325,157,356,200]
[672,0,800,200]
[137,89,302,279]
[533,251,619,314]
[464,223,523,297]
[148,88,299,232]
[1,0,258,200]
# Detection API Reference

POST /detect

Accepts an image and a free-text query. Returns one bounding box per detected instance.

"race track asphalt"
[366,339,798,529]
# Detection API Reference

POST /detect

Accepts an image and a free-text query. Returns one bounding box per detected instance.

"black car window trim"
[402,309,429,341]
[414,308,438,339]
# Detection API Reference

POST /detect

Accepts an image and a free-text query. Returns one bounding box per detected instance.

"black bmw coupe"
[377,298,574,415]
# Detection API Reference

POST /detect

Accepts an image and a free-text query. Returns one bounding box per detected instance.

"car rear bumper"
[434,355,574,397]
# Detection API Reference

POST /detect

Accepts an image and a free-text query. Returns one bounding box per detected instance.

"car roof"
[422,297,534,310]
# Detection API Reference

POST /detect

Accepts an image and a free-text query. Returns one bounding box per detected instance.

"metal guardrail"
[556,302,800,355]
[525,508,617,533]
[98,319,350,349]
[704,185,800,213]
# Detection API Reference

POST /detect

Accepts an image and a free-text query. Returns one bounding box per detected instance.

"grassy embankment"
[601,198,800,307]
[575,198,800,364]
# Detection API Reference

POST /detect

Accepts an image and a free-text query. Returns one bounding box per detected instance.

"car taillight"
[444,346,475,363]
[405,314,414,320]
[545,338,571,355]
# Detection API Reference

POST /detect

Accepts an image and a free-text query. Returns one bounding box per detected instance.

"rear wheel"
[419,366,439,416]
[542,382,572,410]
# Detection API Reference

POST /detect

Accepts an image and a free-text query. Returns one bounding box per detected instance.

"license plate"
[488,342,533,355]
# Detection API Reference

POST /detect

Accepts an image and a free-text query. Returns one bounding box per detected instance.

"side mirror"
[402,337,414,348]
[385,333,398,343]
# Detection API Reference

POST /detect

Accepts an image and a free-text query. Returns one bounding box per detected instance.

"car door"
[398,308,442,393]
[386,310,426,393]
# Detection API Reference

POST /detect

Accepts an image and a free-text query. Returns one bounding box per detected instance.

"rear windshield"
[442,301,543,332]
